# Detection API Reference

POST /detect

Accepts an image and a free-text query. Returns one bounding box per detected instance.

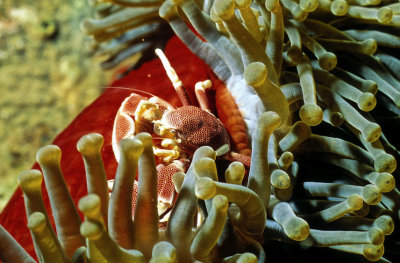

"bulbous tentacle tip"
[271,169,291,189]
[195,177,217,200]
[360,39,377,55]
[118,137,144,159]
[346,194,364,211]
[80,221,103,241]
[213,0,235,21]
[193,146,217,161]
[330,0,348,16]
[78,194,101,217]
[278,151,294,171]
[299,104,323,126]
[159,0,178,21]
[357,92,376,112]
[77,133,104,156]
[377,7,393,24]
[368,227,384,246]
[225,161,245,185]
[135,132,154,146]
[286,46,303,65]
[363,244,384,261]
[374,153,397,173]
[361,184,382,206]
[150,241,177,263]
[194,157,218,180]
[243,62,267,87]
[27,212,46,232]
[375,215,394,236]
[373,172,395,193]
[36,145,62,165]
[259,111,281,129]
[299,0,319,13]
[284,217,310,241]
[265,0,280,12]
[318,52,337,71]
[17,169,43,193]
[362,123,381,143]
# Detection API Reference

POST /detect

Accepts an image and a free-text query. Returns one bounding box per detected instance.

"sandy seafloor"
[0,0,116,211]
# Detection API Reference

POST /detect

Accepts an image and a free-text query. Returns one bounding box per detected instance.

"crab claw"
[112,93,148,161]
[112,93,173,162]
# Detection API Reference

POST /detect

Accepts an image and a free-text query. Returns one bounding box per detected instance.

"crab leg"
[194,80,213,112]
[155,48,192,106]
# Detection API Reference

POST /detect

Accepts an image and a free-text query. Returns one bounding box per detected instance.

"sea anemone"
[1,0,400,262]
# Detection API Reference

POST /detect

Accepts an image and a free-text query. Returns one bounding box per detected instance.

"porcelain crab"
[111,49,250,215]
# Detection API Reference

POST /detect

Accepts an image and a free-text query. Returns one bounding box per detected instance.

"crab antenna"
[155,48,192,106]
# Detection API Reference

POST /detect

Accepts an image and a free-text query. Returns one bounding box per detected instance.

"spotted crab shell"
[112,93,148,161]
[161,105,231,155]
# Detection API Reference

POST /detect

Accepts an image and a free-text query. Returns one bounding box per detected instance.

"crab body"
[161,105,231,154]
[112,91,232,210]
